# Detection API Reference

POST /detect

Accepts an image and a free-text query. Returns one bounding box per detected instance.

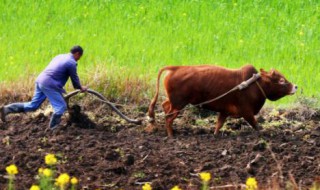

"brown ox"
[148,64,297,137]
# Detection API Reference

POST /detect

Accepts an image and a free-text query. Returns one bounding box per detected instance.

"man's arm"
[68,63,82,90]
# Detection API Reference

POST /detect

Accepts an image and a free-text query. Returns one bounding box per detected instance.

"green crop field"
[0,0,319,104]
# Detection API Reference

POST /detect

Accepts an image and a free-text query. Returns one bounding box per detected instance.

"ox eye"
[279,78,285,84]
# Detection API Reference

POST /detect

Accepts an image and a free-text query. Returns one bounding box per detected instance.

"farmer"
[0,45,88,129]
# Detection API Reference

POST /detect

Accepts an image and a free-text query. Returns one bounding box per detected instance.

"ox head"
[260,68,298,101]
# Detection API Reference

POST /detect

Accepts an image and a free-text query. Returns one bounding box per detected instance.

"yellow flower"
[55,173,70,188]
[200,172,211,182]
[30,185,41,190]
[45,154,57,165]
[246,177,258,190]
[6,164,18,175]
[171,185,182,190]
[43,168,52,177]
[71,177,78,185]
[142,183,152,190]
[38,168,44,174]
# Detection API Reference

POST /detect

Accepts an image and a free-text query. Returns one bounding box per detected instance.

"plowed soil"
[0,97,320,190]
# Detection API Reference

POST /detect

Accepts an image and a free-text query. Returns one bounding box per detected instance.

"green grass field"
[0,0,319,104]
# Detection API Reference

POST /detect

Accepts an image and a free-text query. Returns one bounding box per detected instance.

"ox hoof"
[144,123,158,133]
[167,134,174,138]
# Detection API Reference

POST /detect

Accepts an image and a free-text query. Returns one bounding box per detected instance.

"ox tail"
[148,66,177,123]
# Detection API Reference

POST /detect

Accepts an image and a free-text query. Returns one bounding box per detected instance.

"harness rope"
[255,81,267,98]
[160,73,267,117]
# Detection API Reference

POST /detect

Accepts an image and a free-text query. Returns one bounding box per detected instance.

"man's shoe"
[0,103,24,123]
[0,107,6,122]
[44,124,63,133]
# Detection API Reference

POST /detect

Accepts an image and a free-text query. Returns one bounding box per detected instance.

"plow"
[64,89,142,125]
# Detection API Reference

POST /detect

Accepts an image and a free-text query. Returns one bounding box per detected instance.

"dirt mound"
[0,103,319,189]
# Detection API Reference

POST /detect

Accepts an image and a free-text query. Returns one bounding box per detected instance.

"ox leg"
[243,115,262,131]
[145,100,169,133]
[214,113,227,135]
[164,99,186,137]
[162,99,171,114]
[165,109,180,138]
[145,99,173,134]
[163,99,176,137]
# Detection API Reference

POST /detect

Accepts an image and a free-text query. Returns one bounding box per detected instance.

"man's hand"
[80,86,88,92]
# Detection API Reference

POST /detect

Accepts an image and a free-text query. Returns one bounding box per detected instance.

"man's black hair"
[70,45,84,55]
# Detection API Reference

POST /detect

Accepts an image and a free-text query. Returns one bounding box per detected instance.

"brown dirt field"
[0,97,320,190]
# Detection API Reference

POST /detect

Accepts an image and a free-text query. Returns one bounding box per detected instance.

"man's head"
[70,45,84,61]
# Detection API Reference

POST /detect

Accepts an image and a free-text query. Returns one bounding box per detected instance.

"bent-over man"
[0,45,88,129]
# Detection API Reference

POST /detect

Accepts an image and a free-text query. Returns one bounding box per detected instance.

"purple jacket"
[36,53,82,93]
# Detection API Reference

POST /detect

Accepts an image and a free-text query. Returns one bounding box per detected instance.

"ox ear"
[270,68,275,76]
[260,69,267,75]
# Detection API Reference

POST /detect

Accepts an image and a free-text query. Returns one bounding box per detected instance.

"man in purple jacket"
[0,45,87,129]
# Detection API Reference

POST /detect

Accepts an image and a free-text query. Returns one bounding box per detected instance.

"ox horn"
[64,89,142,125]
